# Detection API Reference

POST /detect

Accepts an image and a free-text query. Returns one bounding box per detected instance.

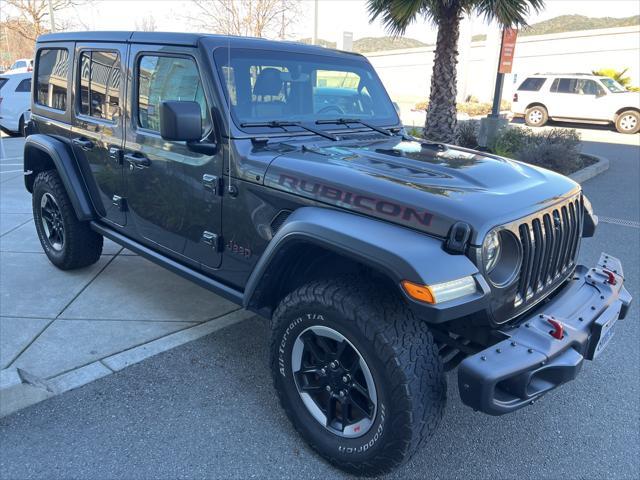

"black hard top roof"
[37,31,363,59]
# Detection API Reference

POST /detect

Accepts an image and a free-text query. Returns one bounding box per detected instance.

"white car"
[512,73,640,134]
[6,58,33,74]
[0,72,32,136]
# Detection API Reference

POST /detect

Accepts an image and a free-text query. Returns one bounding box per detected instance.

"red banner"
[498,28,518,74]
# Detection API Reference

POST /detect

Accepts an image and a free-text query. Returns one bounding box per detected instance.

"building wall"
[366,25,640,115]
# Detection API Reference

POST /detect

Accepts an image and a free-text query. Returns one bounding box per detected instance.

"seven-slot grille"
[514,195,583,308]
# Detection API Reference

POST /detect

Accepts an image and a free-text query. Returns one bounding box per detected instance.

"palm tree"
[592,68,632,89]
[367,0,545,143]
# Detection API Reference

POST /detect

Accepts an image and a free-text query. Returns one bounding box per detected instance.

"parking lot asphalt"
[0,128,639,479]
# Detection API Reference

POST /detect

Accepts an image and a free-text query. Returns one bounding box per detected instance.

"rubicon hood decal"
[277,174,434,227]
[264,137,580,241]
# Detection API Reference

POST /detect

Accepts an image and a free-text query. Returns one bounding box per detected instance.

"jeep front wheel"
[270,278,446,475]
[33,170,103,270]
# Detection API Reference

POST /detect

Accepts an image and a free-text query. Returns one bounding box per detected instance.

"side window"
[35,48,69,110]
[15,79,31,92]
[579,80,601,96]
[518,77,546,91]
[556,78,579,94]
[78,50,121,121]
[137,55,209,134]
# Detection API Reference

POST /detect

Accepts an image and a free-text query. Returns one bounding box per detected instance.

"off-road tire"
[32,170,103,270]
[270,277,446,476]
[615,110,639,134]
[524,105,548,127]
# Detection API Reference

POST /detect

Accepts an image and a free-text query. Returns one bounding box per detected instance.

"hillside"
[521,14,639,36]
[299,14,639,52]
[297,36,427,52]
[353,36,427,52]
[472,14,639,41]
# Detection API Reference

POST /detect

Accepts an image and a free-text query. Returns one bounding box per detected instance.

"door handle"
[72,137,94,151]
[124,153,151,168]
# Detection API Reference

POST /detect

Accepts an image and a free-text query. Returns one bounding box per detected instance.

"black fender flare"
[24,134,95,221]
[243,207,486,317]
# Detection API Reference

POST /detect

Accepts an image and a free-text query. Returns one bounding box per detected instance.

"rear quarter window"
[0,78,8,90]
[35,48,69,111]
[518,77,546,91]
[15,78,32,93]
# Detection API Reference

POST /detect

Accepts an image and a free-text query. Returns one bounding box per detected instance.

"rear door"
[70,43,128,226]
[123,44,223,269]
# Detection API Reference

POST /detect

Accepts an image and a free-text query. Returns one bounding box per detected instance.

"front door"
[123,45,223,269]
[70,43,127,226]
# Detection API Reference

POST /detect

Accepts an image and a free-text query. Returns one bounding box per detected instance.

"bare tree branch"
[185,0,301,39]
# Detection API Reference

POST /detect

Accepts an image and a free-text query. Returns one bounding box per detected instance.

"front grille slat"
[510,195,582,317]
[551,209,564,278]
[540,213,553,285]
[559,206,572,271]
[530,218,545,291]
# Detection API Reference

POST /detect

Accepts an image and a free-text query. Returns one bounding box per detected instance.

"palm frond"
[367,0,429,36]
[472,0,545,28]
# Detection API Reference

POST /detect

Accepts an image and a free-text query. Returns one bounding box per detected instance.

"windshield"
[600,77,626,93]
[213,48,399,133]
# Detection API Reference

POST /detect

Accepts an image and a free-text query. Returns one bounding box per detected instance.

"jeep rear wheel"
[524,105,548,127]
[270,278,446,475]
[33,170,103,270]
[615,110,639,134]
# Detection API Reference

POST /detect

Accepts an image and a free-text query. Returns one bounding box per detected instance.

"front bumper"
[458,253,632,415]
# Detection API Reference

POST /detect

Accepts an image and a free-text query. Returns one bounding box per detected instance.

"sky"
[55,0,640,44]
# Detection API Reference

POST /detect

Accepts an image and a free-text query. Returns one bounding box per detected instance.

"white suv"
[512,73,640,134]
[0,72,32,136]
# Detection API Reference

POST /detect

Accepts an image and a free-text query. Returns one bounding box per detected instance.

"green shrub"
[406,126,424,138]
[455,120,480,148]
[414,100,429,111]
[491,127,533,157]
[491,126,582,174]
[413,99,512,115]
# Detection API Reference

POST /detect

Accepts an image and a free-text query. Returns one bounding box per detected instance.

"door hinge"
[109,147,124,165]
[201,231,222,251]
[202,174,223,195]
[112,195,128,212]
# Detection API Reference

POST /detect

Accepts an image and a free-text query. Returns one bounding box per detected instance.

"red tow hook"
[542,315,564,340]
[603,269,617,285]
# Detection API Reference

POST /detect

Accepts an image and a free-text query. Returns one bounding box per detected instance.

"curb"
[0,309,255,417]
[569,153,610,184]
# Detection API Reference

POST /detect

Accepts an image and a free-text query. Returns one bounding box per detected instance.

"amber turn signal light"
[401,280,436,304]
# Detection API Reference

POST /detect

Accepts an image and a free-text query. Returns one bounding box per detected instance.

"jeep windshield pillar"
[24,31,632,476]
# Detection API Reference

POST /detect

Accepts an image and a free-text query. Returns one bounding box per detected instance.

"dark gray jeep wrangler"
[24,32,631,475]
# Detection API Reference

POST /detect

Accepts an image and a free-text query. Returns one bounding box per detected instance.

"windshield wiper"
[240,120,338,141]
[315,118,393,136]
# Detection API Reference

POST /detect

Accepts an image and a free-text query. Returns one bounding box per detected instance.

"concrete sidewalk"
[0,135,254,416]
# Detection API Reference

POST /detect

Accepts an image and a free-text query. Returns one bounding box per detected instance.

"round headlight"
[482,230,502,273]
[482,229,522,286]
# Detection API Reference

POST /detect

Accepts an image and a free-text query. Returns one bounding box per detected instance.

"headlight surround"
[482,229,522,286]
[482,229,502,273]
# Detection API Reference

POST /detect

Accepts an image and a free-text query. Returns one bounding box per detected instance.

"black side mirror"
[160,101,202,142]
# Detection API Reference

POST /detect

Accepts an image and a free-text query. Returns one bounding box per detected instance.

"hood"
[263,136,580,244]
